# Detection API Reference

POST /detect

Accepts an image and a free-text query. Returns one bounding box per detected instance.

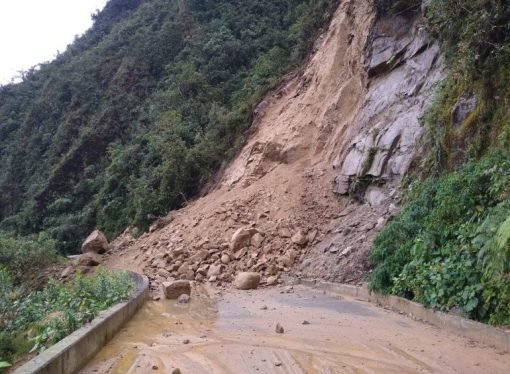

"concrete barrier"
[14,271,149,374]
[299,279,510,353]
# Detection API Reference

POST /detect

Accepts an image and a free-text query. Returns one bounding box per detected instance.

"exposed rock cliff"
[105,0,444,288]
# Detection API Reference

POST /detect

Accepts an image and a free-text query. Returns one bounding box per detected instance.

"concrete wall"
[14,271,149,374]
[299,279,510,353]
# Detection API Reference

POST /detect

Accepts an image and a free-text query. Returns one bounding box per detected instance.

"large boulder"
[234,272,261,290]
[162,280,191,299]
[81,230,109,254]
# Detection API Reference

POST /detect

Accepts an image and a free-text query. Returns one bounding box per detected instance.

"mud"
[81,286,510,373]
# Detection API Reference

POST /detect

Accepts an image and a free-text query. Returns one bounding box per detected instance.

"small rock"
[183,339,190,344]
[152,365,158,370]
[274,361,282,367]
[340,246,353,256]
[291,230,308,247]
[220,254,231,264]
[302,320,311,325]
[275,323,284,334]
[207,264,223,278]
[328,245,339,254]
[234,272,261,290]
[162,280,191,300]
[266,276,278,286]
[261,305,268,310]
[251,233,265,248]
[177,294,191,304]
[172,369,181,374]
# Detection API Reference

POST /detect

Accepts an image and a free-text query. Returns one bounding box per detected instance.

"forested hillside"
[0,0,336,253]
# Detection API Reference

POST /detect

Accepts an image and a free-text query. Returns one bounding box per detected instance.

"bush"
[0,267,135,366]
[370,152,510,324]
[0,231,59,285]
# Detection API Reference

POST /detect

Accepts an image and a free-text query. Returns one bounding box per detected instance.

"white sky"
[0,0,108,84]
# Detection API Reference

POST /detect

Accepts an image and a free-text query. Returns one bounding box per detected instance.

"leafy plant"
[0,268,135,364]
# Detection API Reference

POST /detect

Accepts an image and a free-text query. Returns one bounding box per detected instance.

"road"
[81,285,510,373]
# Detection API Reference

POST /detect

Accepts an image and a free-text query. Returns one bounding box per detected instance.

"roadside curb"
[14,271,149,374]
[298,279,510,353]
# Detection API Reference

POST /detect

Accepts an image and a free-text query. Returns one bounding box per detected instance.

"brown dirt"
[104,0,389,290]
[81,285,510,373]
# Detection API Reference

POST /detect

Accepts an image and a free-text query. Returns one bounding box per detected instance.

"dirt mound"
[105,0,443,290]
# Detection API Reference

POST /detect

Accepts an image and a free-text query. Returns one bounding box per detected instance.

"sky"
[0,0,108,84]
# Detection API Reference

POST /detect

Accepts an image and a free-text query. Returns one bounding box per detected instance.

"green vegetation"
[0,232,59,286]
[0,0,337,254]
[371,152,510,324]
[370,0,510,325]
[0,267,134,367]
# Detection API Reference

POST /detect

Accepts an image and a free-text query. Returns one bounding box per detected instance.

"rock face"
[162,280,191,299]
[333,13,444,202]
[81,230,109,254]
[234,272,261,290]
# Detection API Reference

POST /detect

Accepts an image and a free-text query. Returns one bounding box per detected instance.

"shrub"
[370,152,510,324]
[0,231,59,285]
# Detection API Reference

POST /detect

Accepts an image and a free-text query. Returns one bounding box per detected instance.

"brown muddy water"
[81,285,510,373]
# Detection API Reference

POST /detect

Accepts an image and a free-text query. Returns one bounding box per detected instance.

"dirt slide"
[81,285,510,373]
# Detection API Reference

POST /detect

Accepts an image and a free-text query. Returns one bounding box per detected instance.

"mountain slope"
[0,0,336,253]
[105,0,444,289]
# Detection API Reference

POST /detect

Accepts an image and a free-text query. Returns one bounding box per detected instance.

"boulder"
[234,272,261,290]
[76,252,103,267]
[81,230,108,254]
[230,227,258,251]
[162,280,191,299]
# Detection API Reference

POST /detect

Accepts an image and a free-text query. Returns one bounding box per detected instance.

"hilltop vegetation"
[371,0,510,325]
[0,0,337,254]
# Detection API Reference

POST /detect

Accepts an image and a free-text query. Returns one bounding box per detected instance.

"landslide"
[106,0,444,289]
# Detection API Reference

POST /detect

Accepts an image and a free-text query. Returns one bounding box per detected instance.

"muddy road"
[82,285,509,373]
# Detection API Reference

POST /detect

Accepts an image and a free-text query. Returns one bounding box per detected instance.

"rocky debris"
[275,323,285,334]
[177,294,191,304]
[234,272,261,290]
[172,369,181,374]
[82,230,109,254]
[162,280,191,299]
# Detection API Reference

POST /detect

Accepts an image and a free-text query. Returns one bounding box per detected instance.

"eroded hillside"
[104,0,444,290]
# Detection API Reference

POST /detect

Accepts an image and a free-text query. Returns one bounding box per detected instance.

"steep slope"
[106,0,444,288]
